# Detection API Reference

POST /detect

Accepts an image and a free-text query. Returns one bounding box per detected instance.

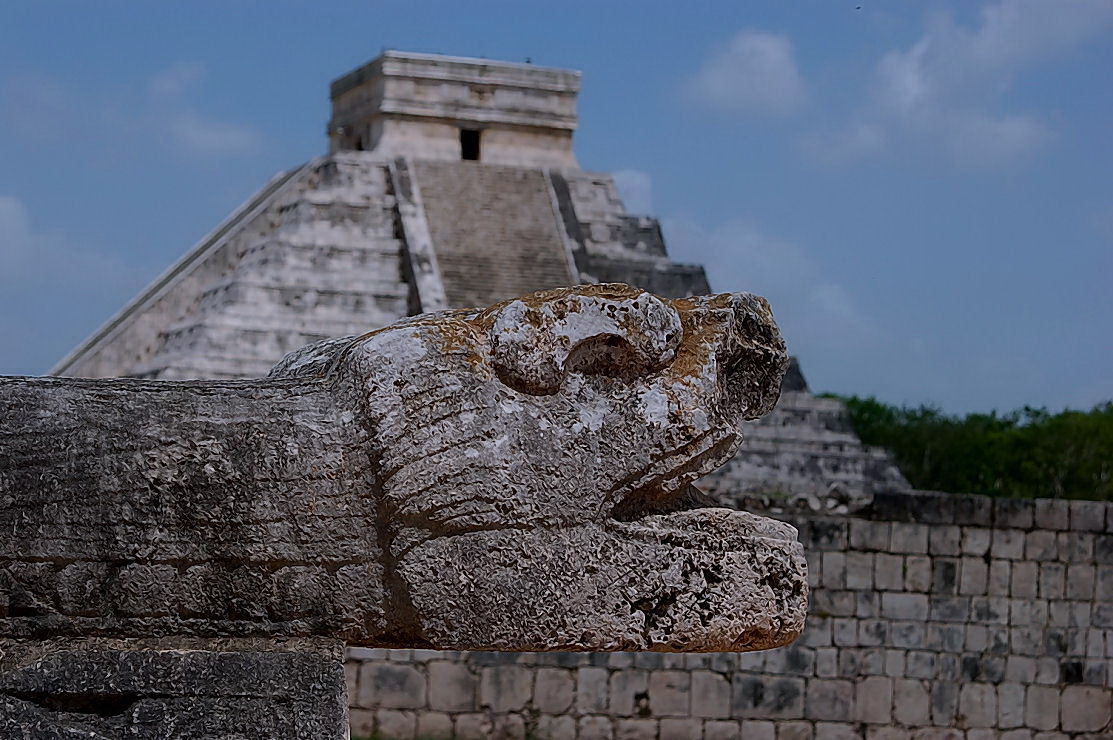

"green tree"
[830,397,1113,501]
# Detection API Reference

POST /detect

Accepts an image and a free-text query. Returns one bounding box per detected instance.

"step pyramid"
[53,50,906,501]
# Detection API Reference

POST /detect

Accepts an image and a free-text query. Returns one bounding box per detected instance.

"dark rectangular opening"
[460,128,481,160]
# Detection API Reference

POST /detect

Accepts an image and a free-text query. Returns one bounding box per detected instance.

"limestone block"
[854,676,893,724]
[933,558,960,595]
[350,708,376,738]
[536,667,576,714]
[959,682,997,728]
[1097,565,1113,601]
[857,619,886,649]
[614,718,657,739]
[610,669,650,716]
[931,596,970,623]
[997,682,1026,729]
[846,553,874,590]
[534,715,577,740]
[866,729,912,740]
[994,498,1035,530]
[1040,564,1066,600]
[883,650,906,677]
[1067,564,1096,600]
[814,723,861,740]
[1012,561,1040,598]
[905,556,932,592]
[822,552,847,590]
[657,718,700,739]
[1059,685,1111,732]
[875,554,904,591]
[0,639,348,739]
[850,521,891,551]
[911,730,962,740]
[905,652,935,679]
[1026,530,1058,560]
[998,731,1034,740]
[648,670,691,717]
[988,559,1012,596]
[1069,501,1107,532]
[455,712,494,739]
[1026,685,1060,730]
[926,676,961,725]
[993,529,1026,560]
[376,709,416,739]
[493,713,528,739]
[893,678,931,725]
[857,591,881,619]
[737,720,774,740]
[881,593,928,620]
[416,711,453,739]
[960,558,989,595]
[815,648,838,678]
[691,670,732,718]
[358,662,426,709]
[1058,532,1094,562]
[1096,534,1113,564]
[777,721,815,739]
[955,497,994,527]
[890,524,928,555]
[889,622,926,649]
[481,665,533,712]
[832,618,858,647]
[929,526,962,556]
[578,666,610,714]
[428,660,477,712]
[805,679,853,721]
[963,528,992,556]
[1035,499,1070,530]
[580,715,615,740]
[731,676,805,719]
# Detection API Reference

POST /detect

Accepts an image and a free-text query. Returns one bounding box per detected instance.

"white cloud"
[148,62,262,157]
[808,0,1113,167]
[663,217,880,362]
[166,109,262,157]
[686,30,807,116]
[0,195,35,270]
[0,195,151,374]
[799,122,887,166]
[148,62,206,99]
[612,169,654,214]
[2,62,262,160]
[0,195,118,280]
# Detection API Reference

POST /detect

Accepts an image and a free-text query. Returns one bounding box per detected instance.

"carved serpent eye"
[483,288,684,395]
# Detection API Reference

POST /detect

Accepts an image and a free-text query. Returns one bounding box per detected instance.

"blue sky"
[2,1,1111,413]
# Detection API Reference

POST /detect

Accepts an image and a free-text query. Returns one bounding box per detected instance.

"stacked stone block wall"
[346,492,1113,738]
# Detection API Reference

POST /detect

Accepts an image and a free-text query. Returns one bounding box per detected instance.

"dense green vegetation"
[831,396,1113,500]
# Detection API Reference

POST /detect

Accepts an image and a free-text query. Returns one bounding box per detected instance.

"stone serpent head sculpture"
[0,284,807,653]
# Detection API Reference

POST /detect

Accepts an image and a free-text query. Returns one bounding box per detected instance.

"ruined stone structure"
[343,494,1113,739]
[40,51,1111,737]
[51,50,897,504]
[2,285,807,736]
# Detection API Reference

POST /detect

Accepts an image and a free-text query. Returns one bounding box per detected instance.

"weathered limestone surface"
[345,493,1113,739]
[2,285,807,735]
[0,638,346,739]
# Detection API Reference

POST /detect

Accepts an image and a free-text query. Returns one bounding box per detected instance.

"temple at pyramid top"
[328,51,581,167]
[51,50,907,502]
